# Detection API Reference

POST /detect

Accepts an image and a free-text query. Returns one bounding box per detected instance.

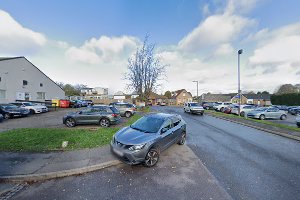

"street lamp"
[238,49,243,116]
[192,81,199,102]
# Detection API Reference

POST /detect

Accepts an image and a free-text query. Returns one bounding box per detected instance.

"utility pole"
[238,49,243,116]
[192,81,199,102]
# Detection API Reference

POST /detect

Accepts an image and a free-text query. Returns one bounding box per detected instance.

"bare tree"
[125,36,167,101]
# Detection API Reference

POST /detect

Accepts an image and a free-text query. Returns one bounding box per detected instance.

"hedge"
[271,93,300,106]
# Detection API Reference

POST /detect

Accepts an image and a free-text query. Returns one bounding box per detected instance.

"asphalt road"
[152,106,300,200]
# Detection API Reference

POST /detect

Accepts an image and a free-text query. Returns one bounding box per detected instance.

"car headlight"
[128,144,146,151]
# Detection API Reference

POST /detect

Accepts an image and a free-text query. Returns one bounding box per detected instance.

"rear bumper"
[191,110,204,114]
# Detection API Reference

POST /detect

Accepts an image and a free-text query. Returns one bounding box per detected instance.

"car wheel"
[4,113,10,119]
[240,112,245,117]
[65,118,76,127]
[184,108,186,113]
[178,132,186,145]
[100,118,110,127]
[144,148,160,167]
[125,111,132,118]
[200,112,204,116]
[259,114,265,120]
[280,114,287,120]
[220,107,224,112]
[30,109,35,115]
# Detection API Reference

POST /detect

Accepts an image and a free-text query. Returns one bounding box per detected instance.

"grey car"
[247,107,287,120]
[111,113,187,167]
[109,102,136,118]
[63,105,121,127]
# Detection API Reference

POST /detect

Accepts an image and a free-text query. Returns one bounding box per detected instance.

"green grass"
[206,110,300,132]
[0,114,142,152]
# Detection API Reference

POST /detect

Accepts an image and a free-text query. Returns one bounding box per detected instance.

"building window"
[0,90,6,99]
[40,83,43,87]
[23,80,28,86]
[37,92,46,100]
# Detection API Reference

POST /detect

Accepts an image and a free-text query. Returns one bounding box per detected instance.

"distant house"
[171,89,193,105]
[148,92,167,105]
[200,93,233,103]
[231,94,271,106]
[81,87,108,100]
[0,57,65,103]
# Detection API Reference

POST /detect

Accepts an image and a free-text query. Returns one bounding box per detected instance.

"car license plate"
[113,148,124,157]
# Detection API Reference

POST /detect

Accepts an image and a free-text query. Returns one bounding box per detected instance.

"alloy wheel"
[144,149,159,167]
[100,118,110,127]
[4,113,10,119]
[178,132,186,145]
[125,112,132,118]
[260,114,265,120]
[65,118,76,127]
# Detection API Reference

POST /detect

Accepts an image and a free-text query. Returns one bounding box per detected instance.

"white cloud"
[225,0,258,15]
[178,10,255,52]
[214,43,234,56]
[0,10,47,55]
[65,36,140,64]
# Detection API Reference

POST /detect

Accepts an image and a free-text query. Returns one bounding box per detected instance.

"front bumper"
[191,109,204,114]
[110,142,146,165]
[247,114,259,119]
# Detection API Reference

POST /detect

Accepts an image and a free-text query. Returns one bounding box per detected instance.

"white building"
[0,57,65,103]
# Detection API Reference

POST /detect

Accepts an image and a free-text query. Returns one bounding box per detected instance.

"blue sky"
[0,0,300,94]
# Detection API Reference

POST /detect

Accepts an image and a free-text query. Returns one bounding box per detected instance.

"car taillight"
[111,114,118,117]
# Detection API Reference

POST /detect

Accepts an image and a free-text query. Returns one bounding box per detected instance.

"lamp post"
[192,81,199,102]
[238,49,243,116]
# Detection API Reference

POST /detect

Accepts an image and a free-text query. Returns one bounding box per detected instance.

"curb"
[206,113,300,142]
[0,160,122,183]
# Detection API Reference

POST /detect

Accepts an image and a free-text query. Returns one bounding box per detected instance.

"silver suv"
[109,102,136,118]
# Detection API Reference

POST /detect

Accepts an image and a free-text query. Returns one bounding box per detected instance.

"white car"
[231,105,257,117]
[184,102,204,115]
[11,102,48,114]
[296,115,300,128]
[213,102,232,112]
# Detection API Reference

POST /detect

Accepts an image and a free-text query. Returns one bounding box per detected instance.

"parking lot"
[0,109,74,132]
[0,108,132,132]
[269,113,298,127]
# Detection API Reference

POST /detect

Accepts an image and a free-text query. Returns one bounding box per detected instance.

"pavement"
[10,145,232,200]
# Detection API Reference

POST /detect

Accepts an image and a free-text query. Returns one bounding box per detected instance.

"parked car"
[272,105,289,111]
[69,100,81,108]
[223,104,237,114]
[183,102,204,115]
[290,107,300,115]
[78,100,89,107]
[213,102,232,112]
[231,105,257,117]
[63,105,121,127]
[160,102,167,106]
[287,106,299,114]
[0,114,3,122]
[111,113,186,167]
[109,102,136,118]
[202,102,216,110]
[0,104,30,119]
[247,107,287,120]
[84,100,94,106]
[296,115,300,128]
[11,102,48,114]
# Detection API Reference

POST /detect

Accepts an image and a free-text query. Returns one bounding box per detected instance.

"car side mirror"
[161,127,168,134]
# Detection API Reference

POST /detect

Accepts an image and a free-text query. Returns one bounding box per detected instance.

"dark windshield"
[24,102,35,106]
[130,116,164,133]
[2,105,18,109]
[190,103,199,106]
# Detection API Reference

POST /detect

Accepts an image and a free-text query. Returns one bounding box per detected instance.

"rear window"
[110,106,119,113]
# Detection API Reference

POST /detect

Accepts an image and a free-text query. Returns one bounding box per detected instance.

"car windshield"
[2,105,18,109]
[255,108,267,111]
[190,103,199,106]
[130,116,164,133]
[23,102,35,106]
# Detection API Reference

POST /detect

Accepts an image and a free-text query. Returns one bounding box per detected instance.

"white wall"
[0,57,65,103]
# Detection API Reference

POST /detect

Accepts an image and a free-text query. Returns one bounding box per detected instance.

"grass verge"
[0,114,142,152]
[206,110,300,132]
